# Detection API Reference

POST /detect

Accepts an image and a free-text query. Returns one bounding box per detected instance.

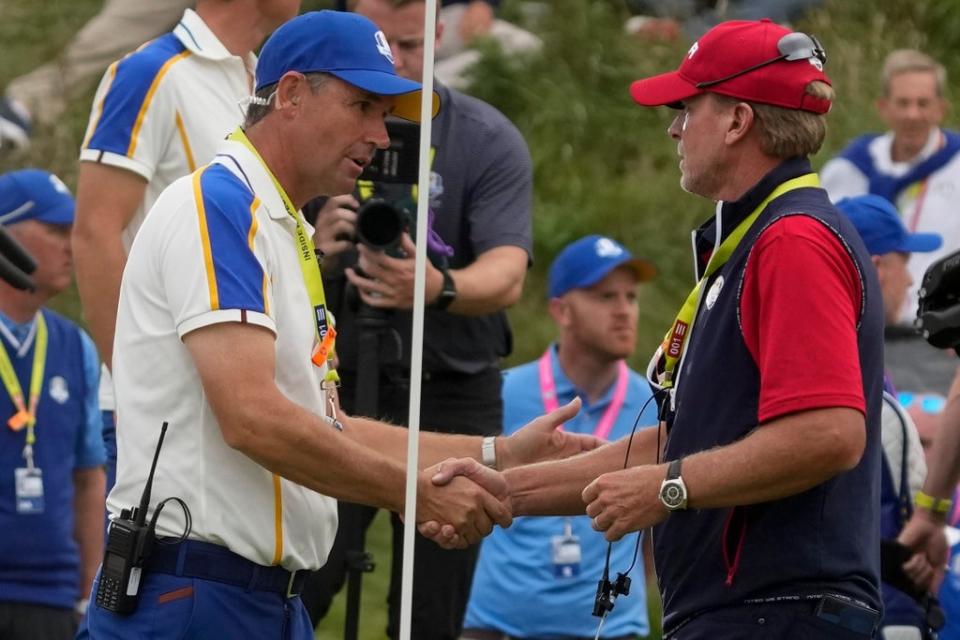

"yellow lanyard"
[656,173,821,388]
[228,128,339,383]
[0,313,48,466]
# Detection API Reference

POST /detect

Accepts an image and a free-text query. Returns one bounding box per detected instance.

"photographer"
[301,1,532,637]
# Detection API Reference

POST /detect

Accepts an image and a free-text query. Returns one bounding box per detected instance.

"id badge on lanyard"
[551,518,581,578]
[15,467,44,514]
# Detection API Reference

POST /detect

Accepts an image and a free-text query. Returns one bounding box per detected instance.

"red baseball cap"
[630,19,832,114]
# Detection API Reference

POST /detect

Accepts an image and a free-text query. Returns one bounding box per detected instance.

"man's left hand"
[498,398,604,468]
[583,465,669,541]
[345,234,441,309]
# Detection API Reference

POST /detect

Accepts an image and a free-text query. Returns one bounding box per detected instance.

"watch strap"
[432,266,457,310]
[666,458,683,481]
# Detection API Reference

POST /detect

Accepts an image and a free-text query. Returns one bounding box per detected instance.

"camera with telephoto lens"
[916,247,960,356]
[353,119,421,257]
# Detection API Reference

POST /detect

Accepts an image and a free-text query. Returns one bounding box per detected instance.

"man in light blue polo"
[464,235,658,640]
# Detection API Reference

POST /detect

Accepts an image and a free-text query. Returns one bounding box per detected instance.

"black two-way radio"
[95,422,175,614]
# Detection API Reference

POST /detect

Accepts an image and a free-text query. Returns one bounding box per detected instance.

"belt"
[147,539,306,597]
[667,596,880,638]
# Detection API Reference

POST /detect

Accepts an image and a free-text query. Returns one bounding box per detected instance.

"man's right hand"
[311,194,358,258]
[416,457,512,549]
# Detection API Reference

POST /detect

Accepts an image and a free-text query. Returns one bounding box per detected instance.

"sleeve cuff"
[177,309,277,339]
[79,148,154,182]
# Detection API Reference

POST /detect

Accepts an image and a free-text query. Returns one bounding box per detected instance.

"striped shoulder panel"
[191,165,268,314]
[84,33,190,157]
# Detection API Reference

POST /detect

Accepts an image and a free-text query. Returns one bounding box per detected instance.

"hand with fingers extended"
[498,397,604,469]
[345,233,429,310]
[898,509,949,591]
[582,465,668,542]
[416,457,512,550]
[311,194,359,259]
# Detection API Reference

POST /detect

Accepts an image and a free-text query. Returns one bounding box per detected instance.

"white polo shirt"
[80,8,255,410]
[108,137,338,572]
[822,128,960,325]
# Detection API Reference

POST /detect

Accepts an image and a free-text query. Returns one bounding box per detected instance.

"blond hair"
[715,81,834,158]
[882,49,947,97]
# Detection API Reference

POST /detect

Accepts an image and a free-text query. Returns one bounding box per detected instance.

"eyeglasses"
[898,391,947,414]
[695,32,827,89]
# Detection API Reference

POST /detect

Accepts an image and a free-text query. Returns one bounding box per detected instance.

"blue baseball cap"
[836,195,942,256]
[548,235,656,298]
[0,169,75,226]
[255,11,440,122]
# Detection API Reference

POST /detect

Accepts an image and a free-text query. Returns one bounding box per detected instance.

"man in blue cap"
[0,169,105,640]
[837,193,944,638]
[81,11,591,639]
[464,235,658,640]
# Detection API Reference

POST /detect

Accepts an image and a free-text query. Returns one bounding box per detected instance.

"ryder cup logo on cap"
[630,19,831,114]
[548,235,656,298]
[0,169,75,226]
[253,10,439,122]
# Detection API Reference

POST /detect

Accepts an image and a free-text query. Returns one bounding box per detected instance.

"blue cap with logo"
[0,169,75,226]
[254,10,440,122]
[548,235,656,298]
[836,195,942,256]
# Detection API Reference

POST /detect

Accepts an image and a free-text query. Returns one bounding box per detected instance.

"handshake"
[411,398,600,550]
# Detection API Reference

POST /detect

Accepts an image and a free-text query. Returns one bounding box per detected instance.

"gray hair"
[243,72,332,127]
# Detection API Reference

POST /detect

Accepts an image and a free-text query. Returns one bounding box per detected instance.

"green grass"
[4,0,960,637]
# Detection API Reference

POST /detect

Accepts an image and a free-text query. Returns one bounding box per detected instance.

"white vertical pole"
[398,0,438,637]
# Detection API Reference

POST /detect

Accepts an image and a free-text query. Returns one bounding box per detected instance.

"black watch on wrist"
[659,458,688,511]
[431,266,457,310]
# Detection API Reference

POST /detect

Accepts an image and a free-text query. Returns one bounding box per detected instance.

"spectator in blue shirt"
[463,235,658,640]
[0,169,105,640]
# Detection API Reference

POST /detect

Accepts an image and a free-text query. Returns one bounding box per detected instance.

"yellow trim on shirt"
[272,474,284,565]
[246,197,270,316]
[192,168,219,310]
[174,110,197,172]
[126,51,191,157]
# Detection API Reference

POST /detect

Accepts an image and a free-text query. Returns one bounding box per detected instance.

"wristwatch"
[431,265,457,310]
[659,458,688,511]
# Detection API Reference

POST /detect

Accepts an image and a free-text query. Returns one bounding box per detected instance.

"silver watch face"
[660,480,687,510]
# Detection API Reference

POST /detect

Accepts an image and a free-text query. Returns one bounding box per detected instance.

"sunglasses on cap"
[695,31,827,89]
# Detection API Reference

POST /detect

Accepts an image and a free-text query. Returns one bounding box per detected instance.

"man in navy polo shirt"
[0,169,105,640]
[429,19,887,639]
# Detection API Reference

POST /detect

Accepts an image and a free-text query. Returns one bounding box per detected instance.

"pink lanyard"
[538,348,629,441]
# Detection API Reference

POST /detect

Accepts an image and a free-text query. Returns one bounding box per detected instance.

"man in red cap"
[429,18,889,639]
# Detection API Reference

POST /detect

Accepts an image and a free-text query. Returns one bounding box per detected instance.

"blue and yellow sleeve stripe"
[84,33,190,157]
[192,165,269,315]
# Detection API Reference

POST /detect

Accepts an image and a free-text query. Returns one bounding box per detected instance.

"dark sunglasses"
[695,32,827,89]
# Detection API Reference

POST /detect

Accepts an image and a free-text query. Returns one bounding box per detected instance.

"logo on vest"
[705,276,724,310]
[49,376,69,404]
[375,31,394,64]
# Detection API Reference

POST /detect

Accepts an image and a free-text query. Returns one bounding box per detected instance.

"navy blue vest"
[654,159,885,632]
[0,309,91,609]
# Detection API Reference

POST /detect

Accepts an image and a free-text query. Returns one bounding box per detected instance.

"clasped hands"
[415,398,606,549]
